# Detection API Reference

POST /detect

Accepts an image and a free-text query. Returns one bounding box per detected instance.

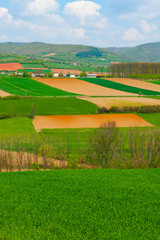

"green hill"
[107,42,160,62]
[0,42,130,70]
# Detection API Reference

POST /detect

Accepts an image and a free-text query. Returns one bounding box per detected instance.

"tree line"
[110,63,160,78]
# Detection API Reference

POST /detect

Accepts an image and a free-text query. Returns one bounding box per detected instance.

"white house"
[70,74,76,78]
[53,73,59,77]
[87,73,97,78]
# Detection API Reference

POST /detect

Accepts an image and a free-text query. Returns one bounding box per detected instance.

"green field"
[0,117,35,136]
[21,63,45,68]
[0,169,160,239]
[0,112,159,156]
[79,78,160,95]
[148,80,160,85]
[0,97,98,116]
[18,69,52,74]
[0,77,76,96]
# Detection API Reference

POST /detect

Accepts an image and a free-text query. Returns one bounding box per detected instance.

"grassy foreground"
[0,169,160,239]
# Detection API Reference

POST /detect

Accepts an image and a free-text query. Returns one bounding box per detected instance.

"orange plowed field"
[105,78,160,92]
[79,96,160,108]
[34,78,137,96]
[0,63,23,71]
[33,114,152,132]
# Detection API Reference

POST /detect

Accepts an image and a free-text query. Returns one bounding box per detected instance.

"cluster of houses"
[1,68,104,78]
[14,69,102,78]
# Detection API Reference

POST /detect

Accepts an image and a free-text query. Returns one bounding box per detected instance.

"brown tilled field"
[0,63,23,71]
[34,78,137,96]
[33,114,152,132]
[79,96,160,108]
[105,78,160,92]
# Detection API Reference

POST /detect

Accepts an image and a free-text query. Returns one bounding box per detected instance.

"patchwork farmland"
[0,60,160,239]
[80,77,160,95]
[34,77,138,96]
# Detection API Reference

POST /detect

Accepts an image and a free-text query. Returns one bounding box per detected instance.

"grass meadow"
[1,169,160,239]
[0,97,98,116]
[80,78,160,95]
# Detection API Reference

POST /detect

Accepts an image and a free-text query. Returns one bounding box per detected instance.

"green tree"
[48,72,53,78]
[80,71,87,77]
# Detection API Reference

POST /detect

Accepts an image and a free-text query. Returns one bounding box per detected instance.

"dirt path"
[105,78,160,93]
[78,96,160,108]
[33,114,152,132]
[33,78,138,96]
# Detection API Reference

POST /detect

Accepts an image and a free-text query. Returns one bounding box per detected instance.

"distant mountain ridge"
[106,42,160,62]
[0,41,160,63]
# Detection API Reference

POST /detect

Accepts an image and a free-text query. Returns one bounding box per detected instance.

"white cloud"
[64,1,102,24]
[0,8,13,23]
[123,28,143,41]
[140,20,157,33]
[74,28,86,39]
[0,35,8,42]
[22,0,59,16]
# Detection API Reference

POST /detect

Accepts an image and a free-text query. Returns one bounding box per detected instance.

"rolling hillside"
[107,42,160,62]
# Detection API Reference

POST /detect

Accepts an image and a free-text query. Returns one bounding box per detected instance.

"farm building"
[87,73,97,78]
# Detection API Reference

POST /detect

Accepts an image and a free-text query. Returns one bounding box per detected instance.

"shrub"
[98,105,160,114]
[87,121,120,166]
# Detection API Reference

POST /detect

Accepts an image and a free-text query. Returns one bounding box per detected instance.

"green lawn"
[0,169,160,239]
[79,78,160,95]
[0,97,98,116]
[0,77,76,96]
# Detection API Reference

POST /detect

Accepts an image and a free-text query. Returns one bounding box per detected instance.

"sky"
[0,0,160,47]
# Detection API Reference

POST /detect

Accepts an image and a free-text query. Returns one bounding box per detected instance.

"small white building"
[53,73,59,77]
[70,74,76,78]
[87,73,97,78]
[30,72,36,78]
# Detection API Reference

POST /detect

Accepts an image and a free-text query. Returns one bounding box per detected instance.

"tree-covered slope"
[107,42,160,62]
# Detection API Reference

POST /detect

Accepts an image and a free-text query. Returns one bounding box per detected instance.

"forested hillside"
[107,42,160,62]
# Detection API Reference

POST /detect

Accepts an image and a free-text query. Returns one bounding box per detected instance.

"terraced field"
[0,77,76,96]
[80,78,160,96]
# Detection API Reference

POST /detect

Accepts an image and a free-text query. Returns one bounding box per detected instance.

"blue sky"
[0,0,159,47]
